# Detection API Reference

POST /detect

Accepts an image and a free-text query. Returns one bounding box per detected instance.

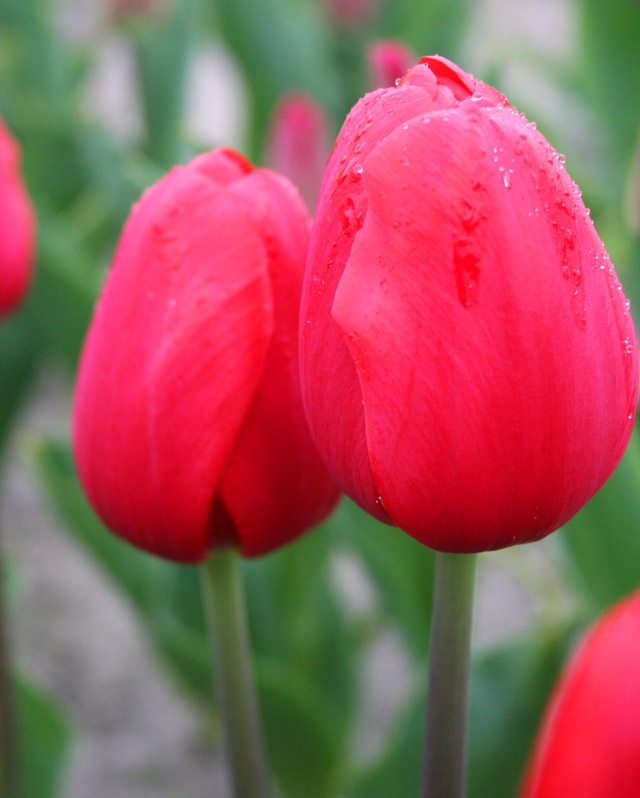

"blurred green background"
[0,0,639,795]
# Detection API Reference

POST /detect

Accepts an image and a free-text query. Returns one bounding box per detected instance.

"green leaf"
[0,313,36,456]
[559,429,640,612]
[346,628,572,798]
[133,2,194,167]
[244,524,359,748]
[331,499,435,657]
[213,0,343,157]
[257,658,346,798]
[577,0,640,178]
[13,673,75,798]
[25,221,97,370]
[467,629,572,798]
[379,0,472,59]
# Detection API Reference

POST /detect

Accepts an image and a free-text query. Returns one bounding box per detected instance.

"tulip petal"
[215,171,339,555]
[519,590,640,797]
[73,158,273,561]
[332,102,638,551]
[0,118,35,317]
[300,80,454,523]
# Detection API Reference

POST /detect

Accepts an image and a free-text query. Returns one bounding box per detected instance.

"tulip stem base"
[422,551,478,798]
[202,547,271,798]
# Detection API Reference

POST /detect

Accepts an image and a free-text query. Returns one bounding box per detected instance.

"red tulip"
[266,94,331,212]
[73,148,339,563]
[367,40,416,88]
[299,55,639,553]
[518,589,640,798]
[0,116,35,319]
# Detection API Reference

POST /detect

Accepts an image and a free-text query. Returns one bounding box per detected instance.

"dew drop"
[502,171,511,189]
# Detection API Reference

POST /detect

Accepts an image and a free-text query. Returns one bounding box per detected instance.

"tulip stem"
[0,528,17,798]
[422,551,478,798]
[202,547,271,798]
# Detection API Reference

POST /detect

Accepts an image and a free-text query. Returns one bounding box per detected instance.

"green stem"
[0,526,17,798]
[422,551,478,798]
[201,547,271,798]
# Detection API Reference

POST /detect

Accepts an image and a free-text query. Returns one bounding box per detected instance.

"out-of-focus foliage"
[0,0,639,795]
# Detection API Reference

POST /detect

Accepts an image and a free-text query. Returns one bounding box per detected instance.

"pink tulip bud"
[266,94,330,212]
[110,0,165,21]
[73,148,339,563]
[299,55,638,553]
[367,40,416,88]
[0,117,35,319]
[519,589,640,797]
[325,0,375,28]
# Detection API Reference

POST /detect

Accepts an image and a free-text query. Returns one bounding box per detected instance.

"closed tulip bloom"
[518,590,640,798]
[0,116,35,319]
[299,55,639,553]
[73,148,339,562]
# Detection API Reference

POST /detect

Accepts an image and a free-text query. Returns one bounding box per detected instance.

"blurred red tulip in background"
[266,94,331,211]
[326,0,375,29]
[73,148,338,562]
[367,40,416,88]
[0,116,35,320]
[299,55,639,553]
[518,589,640,798]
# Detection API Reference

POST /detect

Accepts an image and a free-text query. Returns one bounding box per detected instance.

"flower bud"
[0,117,35,319]
[519,590,640,797]
[367,40,416,88]
[265,94,330,212]
[325,0,375,29]
[73,148,339,562]
[299,56,639,553]
[110,0,165,22]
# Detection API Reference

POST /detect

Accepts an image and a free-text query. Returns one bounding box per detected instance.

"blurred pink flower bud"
[266,94,331,211]
[110,0,165,21]
[367,40,416,88]
[0,116,35,320]
[326,0,375,29]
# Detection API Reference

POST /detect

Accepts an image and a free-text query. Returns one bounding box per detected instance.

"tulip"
[518,589,640,798]
[367,40,416,88]
[265,94,331,212]
[73,147,339,563]
[299,55,639,554]
[110,0,165,21]
[325,0,375,29]
[0,117,35,320]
